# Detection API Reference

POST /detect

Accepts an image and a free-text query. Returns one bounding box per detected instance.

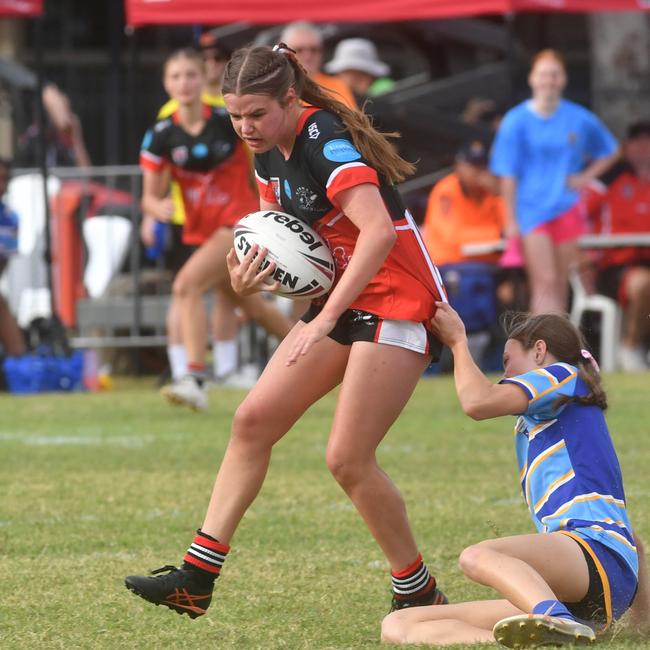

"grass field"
[1,372,649,649]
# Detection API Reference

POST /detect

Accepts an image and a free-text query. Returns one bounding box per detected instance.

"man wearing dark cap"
[421,141,506,349]
[587,121,650,371]
[423,140,504,268]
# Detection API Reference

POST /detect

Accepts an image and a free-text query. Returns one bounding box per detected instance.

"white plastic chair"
[569,269,622,372]
[82,215,132,298]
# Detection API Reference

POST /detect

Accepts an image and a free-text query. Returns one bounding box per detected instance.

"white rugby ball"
[233,210,335,299]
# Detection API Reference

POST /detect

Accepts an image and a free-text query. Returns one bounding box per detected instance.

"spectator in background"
[587,121,650,372]
[490,49,618,314]
[422,140,504,361]
[280,21,358,109]
[422,140,503,268]
[0,159,25,358]
[15,83,91,168]
[324,38,395,104]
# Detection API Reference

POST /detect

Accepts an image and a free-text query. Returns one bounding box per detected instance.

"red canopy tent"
[0,0,42,17]
[125,0,648,27]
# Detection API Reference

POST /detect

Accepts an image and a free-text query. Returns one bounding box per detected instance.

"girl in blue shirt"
[490,50,618,314]
[382,305,649,648]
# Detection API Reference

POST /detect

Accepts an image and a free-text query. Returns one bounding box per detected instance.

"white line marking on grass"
[0,432,153,447]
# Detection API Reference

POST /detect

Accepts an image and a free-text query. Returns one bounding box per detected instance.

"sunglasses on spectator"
[293,45,322,54]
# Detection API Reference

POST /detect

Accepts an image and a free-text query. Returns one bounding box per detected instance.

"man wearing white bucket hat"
[325,38,395,101]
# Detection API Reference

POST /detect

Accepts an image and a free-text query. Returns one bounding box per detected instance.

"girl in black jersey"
[139,49,291,410]
[126,45,447,618]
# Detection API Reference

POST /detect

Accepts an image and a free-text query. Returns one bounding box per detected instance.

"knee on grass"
[381,611,411,644]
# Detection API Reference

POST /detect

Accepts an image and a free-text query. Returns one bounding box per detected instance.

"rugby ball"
[233,210,335,299]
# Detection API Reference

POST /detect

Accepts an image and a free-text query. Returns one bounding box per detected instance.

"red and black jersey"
[254,107,446,324]
[140,104,257,245]
[586,164,650,268]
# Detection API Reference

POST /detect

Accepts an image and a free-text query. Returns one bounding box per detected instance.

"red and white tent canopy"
[125,0,650,27]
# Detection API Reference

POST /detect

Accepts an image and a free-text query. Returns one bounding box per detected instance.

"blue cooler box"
[3,351,84,394]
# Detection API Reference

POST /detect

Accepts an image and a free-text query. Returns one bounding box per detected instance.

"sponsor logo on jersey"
[296,186,319,211]
[172,146,188,165]
[270,177,281,203]
[567,132,577,145]
[332,245,351,270]
[307,122,320,140]
[192,143,209,158]
[284,179,292,199]
[323,139,362,163]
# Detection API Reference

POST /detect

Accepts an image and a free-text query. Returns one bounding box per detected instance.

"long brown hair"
[502,312,607,410]
[222,45,415,184]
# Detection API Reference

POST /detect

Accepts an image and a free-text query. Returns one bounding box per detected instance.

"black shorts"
[302,304,442,360]
[165,224,197,278]
[564,533,638,631]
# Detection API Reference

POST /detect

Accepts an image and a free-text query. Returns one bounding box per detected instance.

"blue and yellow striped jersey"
[501,363,638,577]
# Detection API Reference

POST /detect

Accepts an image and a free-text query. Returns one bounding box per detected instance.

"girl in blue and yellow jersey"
[383,306,648,648]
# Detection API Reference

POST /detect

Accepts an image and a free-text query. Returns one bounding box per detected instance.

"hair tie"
[272,42,296,56]
[580,348,600,374]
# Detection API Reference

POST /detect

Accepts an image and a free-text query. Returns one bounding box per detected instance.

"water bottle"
[145,220,169,261]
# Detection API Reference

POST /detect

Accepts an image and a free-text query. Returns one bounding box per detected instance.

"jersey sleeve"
[489,109,522,178]
[304,113,379,208]
[499,363,578,420]
[254,155,276,204]
[582,111,617,161]
[139,123,169,172]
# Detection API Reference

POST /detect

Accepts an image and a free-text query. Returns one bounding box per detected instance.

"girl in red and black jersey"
[140,49,291,410]
[126,44,448,617]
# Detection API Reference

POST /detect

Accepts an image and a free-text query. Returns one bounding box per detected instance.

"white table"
[461,233,650,257]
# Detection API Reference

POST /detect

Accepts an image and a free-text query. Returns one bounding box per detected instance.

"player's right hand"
[227,245,280,296]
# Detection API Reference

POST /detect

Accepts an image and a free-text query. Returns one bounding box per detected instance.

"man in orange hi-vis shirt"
[423,141,506,338]
[423,140,504,267]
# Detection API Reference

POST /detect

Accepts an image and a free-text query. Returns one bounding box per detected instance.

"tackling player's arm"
[431,302,529,420]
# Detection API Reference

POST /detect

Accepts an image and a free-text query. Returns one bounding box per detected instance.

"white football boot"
[161,375,208,411]
[493,613,595,648]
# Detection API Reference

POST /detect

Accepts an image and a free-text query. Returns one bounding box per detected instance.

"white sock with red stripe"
[182,529,230,583]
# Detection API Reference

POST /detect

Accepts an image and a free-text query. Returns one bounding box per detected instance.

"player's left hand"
[430,301,467,348]
[285,314,337,366]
